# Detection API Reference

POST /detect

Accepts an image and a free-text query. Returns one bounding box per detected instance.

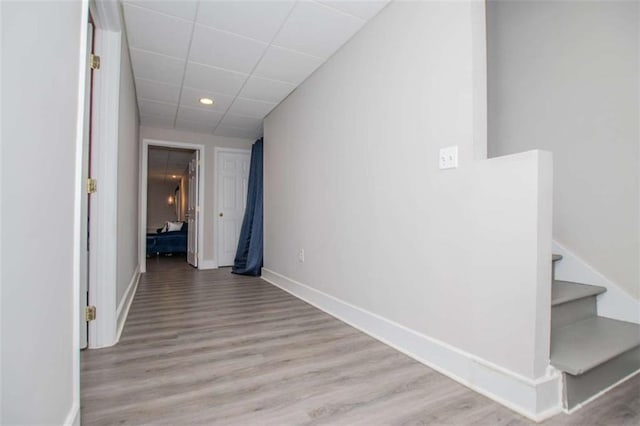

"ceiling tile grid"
[122,0,390,139]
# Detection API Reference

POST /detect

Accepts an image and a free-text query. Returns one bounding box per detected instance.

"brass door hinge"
[90,54,100,70]
[85,305,97,322]
[87,178,97,194]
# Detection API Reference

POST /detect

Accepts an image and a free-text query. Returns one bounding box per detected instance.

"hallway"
[81,258,640,425]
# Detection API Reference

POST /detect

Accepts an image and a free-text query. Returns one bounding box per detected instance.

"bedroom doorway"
[140,140,205,274]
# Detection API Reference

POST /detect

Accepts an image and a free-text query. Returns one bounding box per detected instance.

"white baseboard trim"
[198,259,219,270]
[553,240,639,324]
[64,401,80,426]
[261,268,562,422]
[115,265,140,343]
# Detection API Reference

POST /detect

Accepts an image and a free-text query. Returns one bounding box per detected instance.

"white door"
[216,150,251,267]
[79,20,94,349]
[186,151,199,267]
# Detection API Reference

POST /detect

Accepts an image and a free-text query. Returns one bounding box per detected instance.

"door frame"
[86,0,123,350]
[214,147,252,268]
[140,139,205,274]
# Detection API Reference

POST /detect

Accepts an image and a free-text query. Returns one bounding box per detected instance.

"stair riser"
[564,346,640,410]
[552,297,597,329]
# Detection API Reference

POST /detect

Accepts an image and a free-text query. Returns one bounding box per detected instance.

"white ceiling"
[122,0,389,139]
[148,146,195,181]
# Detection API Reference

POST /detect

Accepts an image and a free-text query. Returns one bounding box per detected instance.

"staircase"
[550,254,640,411]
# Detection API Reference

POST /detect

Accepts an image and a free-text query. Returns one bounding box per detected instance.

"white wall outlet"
[439,146,459,169]
[298,249,305,263]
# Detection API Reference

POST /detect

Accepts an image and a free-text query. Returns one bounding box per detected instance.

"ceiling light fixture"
[199,97,214,106]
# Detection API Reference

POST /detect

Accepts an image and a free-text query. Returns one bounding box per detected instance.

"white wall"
[116,35,140,305]
[147,178,178,231]
[487,0,640,299]
[264,0,553,384]
[140,126,253,264]
[1,1,84,423]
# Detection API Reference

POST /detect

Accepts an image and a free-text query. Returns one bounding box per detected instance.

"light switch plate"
[439,146,458,169]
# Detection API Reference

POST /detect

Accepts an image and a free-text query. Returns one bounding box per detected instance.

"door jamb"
[86,0,122,349]
[214,147,251,268]
[140,139,206,274]
[71,1,90,422]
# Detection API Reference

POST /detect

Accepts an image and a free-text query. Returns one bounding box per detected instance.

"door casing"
[140,139,205,273]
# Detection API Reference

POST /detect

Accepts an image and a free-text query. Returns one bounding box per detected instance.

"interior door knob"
[219,212,223,217]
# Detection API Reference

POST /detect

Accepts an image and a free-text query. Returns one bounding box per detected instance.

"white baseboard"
[553,240,639,324]
[198,259,219,270]
[115,265,140,343]
[261,268,562,422]
[64,401,80,426]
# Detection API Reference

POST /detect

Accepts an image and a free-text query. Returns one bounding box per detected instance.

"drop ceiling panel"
[196,0,295,43]
[253,45,324,84]
[239,75,296,103]
[220,114,264,130]
[215,125,263,140]
[122,4,193,59]
[177,106,225,125]
[140,114,174,128]
[272,1,364,58]
[183,62,248,96]
[123,0,390,136]
[175,118,216,134]
[135,78,181,104]
[125,0,198,21]
[189,25,268,73]
[318,0,388,20]
[180,87,235,112]
[130,48,185,86]
[139,99,178,119]
[228,98,277,118]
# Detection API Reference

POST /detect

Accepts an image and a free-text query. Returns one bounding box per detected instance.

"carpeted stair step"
[551,280,606,329]
[550,316,640,410]
[551,316,640,375]
[552,280,606,306]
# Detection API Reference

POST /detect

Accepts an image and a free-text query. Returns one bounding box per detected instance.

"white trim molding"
[198,259,219,270]
[261,268,563,422]
[115,266,141,342]
[70,0,89,423]
[553,240,640,324]
[140,139,206,273]
[88,26,122,349]
[63,402,80,426]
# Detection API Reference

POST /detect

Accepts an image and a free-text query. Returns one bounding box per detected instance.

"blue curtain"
[232,138,263,276]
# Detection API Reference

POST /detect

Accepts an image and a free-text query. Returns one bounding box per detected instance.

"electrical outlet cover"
[439,146,458,169]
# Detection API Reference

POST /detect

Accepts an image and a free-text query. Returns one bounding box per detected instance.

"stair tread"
[551,316,640,375]
[552,280,606,306]
[552,254,563,262]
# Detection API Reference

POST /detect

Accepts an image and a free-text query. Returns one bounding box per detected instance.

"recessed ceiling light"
[172,175,178,178]
[199,97,214,106]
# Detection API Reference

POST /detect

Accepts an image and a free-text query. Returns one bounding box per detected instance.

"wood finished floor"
[81,256,640,425]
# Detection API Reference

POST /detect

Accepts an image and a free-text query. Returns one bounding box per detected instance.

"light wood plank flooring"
[81,256,640,425]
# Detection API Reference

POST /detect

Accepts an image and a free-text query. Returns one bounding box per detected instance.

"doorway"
[140,140,205,273]
[215,148,252,267]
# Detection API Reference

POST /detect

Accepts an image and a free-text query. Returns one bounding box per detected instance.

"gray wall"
[264,0,553,379]
[116,35,140,305]
[487,0,639,299]
[1,1,83,422]
[147,178,178,231]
